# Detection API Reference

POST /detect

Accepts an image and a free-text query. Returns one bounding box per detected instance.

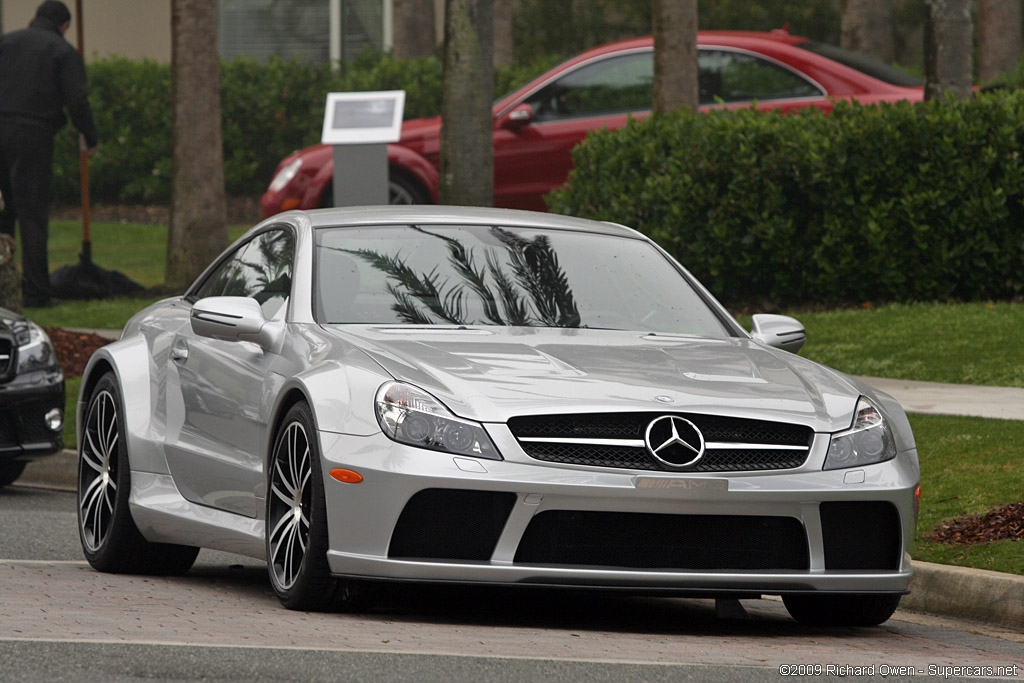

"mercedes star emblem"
[644,415,706,469]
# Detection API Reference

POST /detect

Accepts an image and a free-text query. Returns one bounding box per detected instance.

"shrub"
[52,52,546,206]
[548,94,1024,306]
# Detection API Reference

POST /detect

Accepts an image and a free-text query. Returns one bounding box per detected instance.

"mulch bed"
[923,501,1024,545]
[45,326,112,378]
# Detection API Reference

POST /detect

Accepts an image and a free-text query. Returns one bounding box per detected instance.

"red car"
[261,30,923,217]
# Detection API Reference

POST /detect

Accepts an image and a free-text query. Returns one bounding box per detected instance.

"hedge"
[548,95,1024,307]
[52,52,559,206]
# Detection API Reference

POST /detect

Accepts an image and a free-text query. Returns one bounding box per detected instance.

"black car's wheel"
[783,593,902,627]
[0,461,26,487]
[78,372,199,575]
[318,171,430,208]
[267,402,371,611]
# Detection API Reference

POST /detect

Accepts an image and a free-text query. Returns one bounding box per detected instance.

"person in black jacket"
[0,0,98,308]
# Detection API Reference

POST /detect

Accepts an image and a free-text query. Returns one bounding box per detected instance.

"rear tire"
[78,372,199,575]
[0,461,26,487]
[783,593,902,627]
[266,402,372,612]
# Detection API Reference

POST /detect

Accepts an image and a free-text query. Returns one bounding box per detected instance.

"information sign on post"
[321,90,405,206]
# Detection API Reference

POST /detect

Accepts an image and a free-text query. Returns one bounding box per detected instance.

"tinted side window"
[524,52,653,122]
[698,50,822,104]
[194,229,295,319]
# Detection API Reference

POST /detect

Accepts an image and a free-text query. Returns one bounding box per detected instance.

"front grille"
[514,510,809,570]
[820,501,902,570]
[388,489,516,561]
[508,412,812,472]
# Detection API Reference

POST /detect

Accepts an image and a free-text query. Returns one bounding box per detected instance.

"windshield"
[796,40,923,87]
[315,224,732,336]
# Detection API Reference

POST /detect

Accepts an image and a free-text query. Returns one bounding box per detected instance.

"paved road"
[2,487,1022,682]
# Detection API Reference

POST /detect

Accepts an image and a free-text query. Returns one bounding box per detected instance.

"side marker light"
[330,468,364,484]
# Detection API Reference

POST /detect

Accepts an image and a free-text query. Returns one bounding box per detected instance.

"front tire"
[266,402,370,611]
[783,593,902,627]
[78,372,199,575]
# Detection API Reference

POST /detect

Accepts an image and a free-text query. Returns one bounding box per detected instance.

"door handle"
[171,342,189,363]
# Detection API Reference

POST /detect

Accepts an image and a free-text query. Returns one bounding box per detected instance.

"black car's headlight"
[824,397,896,470]
[375,382,501,460]
[14,321,56,374]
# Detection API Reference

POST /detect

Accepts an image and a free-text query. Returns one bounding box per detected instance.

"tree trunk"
[493,0,515,68]
[977,0,1022,82]
[841,0,895,63]
[653,0,699,113]
[439,0,494,206]
[393,0,437,59]
[924,0,973,101]
[167,0,227,291]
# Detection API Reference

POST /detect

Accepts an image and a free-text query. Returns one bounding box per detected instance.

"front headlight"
[268,157,302,192]
[14,321,56,374]
[823,397,896,470]
[375,382,501,460]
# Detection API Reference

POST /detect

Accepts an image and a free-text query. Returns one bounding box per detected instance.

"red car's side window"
[523,52,653,122]
[699,49,823,104]
[518,48,823,124]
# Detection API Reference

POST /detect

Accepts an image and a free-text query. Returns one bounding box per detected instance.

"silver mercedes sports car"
[77,206,919,625]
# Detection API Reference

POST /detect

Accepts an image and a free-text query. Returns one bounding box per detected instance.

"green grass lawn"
[796,302,1024,388]
[735,301,1024,388]
[31,219,1024,576]
[910,414,1024,575]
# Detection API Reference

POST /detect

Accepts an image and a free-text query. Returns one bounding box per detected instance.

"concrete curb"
[18,450,1023,630]
[903,560,1024,629]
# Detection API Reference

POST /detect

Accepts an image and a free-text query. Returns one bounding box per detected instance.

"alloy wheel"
[268,420,313,590]
[79,389,120,553]
[388,178,418,204]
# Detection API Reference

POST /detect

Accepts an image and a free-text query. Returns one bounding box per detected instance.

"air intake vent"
[514,511,809,570]
[389,489,516,561]
[820,501,902,570]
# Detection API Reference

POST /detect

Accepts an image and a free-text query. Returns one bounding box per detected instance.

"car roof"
[300,205,643,239]
[561,30,808,61]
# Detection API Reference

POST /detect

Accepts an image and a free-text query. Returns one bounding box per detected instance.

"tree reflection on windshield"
[344,226,581,327]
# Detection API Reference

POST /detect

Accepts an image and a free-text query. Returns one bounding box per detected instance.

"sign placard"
[321,91,405,145]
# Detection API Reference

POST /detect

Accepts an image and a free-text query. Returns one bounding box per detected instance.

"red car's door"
[490,46,831,211]
[492,50,653,212]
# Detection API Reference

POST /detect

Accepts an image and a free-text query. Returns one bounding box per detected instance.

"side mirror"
[191,296,283,350]
[750,314,806,353]
[499,103,534,130]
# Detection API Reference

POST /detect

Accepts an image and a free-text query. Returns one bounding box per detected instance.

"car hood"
[325,326,861,431]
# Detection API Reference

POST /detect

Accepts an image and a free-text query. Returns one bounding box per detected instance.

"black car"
[0,307,64,487]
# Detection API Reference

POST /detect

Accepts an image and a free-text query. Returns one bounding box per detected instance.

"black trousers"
[0,123,55,306]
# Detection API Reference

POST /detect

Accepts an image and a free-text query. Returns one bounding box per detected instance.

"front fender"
[79,337,170,476]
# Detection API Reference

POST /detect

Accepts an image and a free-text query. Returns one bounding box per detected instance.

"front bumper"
[319,428,918,596]
[0,367,64,462]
